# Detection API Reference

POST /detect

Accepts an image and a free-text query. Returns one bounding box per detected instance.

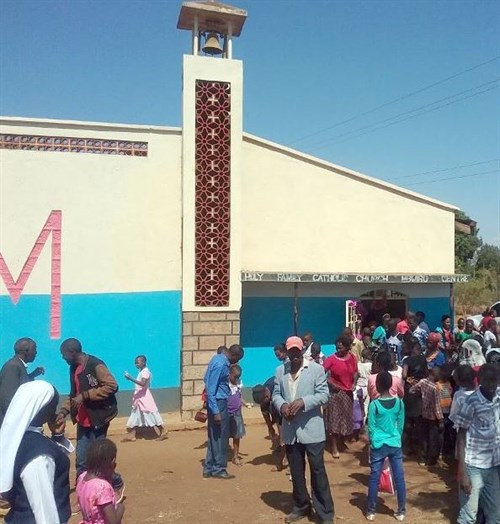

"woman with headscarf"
[459,339,486,373]
[0,380,72,524]
[425,332,446,369]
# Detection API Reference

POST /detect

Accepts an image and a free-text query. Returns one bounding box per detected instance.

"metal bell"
[202,32,223,55]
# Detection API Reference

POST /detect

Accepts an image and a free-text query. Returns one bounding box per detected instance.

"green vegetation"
[454,211,499,317]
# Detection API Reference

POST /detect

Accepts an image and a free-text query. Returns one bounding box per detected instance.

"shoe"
[202,472,211,479]
[284,509,310,523]
[394,513,405,522]
[211,472,235,480]
[366,513,375,521]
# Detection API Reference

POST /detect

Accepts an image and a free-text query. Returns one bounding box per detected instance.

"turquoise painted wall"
[0,291,182,394]
[241,295,451,387]
[408,297,451,331]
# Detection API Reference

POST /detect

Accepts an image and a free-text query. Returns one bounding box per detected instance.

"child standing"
[366,371,406,522]
[76,439,125,524]
[384,318,403,364]
[310,342,324,365]
[454,364,500,524]
[435,364,455,461]
[357,348,373,419]
[228,364,246,465]
[454,318,466,344]
[402,337,428,456]
[409,368,444,466]
[123,355,167,441]
[449,365,476,430]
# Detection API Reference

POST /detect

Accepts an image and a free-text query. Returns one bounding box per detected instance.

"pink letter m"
[0,211,62,339]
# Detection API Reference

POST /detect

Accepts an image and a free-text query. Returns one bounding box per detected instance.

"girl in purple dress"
[228,364,246,465]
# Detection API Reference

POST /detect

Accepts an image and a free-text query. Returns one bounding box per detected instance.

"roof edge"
[242,132,459,213]
[0,116,182,135]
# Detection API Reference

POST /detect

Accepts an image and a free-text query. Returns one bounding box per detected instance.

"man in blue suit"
[273,336,334,524]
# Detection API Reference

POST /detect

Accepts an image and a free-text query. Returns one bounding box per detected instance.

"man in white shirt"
[482,320,497,352]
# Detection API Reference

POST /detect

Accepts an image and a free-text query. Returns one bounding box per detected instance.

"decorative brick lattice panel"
[0,134,148,156]
[194,80,231,307]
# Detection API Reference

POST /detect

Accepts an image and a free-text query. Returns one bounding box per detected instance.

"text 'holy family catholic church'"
[0,0,466,418]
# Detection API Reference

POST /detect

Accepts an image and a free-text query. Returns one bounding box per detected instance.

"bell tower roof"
[177,0,247,37]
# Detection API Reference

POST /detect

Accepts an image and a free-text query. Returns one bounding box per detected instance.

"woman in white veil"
[0,380,72,524]
[459,339,486,368]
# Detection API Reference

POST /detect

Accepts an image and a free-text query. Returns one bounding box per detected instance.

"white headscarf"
[459,339,486,367]
[0,380,55,494]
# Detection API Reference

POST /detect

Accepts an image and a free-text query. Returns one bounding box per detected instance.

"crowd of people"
[245,310,500,523]
[0,306,498,524]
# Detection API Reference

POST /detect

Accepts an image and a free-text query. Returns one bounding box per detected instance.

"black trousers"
[285,441,334,522]
[420,418,442,465]
[441,414,456,458]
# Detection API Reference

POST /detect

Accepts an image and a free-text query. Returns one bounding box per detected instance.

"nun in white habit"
[0,380,74,524]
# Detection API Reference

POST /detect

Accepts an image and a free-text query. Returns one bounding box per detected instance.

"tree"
[476,244,500,297]
[453,213,500,316]
[455,211,482,273]
[454,269,494,317]
[477,244,500,274]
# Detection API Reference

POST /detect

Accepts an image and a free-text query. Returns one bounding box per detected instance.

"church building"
[0,1,466,417]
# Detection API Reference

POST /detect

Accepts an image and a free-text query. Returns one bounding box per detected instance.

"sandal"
[232,457,243,466]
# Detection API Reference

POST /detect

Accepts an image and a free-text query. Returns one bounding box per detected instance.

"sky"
[1,0,499,245]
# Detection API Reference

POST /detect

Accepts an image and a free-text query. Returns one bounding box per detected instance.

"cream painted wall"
[0,119,182,295]
[241,137,456,275]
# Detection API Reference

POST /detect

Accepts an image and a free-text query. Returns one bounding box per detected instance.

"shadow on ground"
[248,453,276,466]
[260,490,293,515]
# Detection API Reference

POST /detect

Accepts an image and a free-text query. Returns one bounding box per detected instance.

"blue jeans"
[367,445,406,515]
[204,399,229,476]
[76,423,123,489]
[458,464,500,524]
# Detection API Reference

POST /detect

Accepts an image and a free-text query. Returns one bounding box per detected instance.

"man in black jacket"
[0,337,44,427]
[56,338,121,487]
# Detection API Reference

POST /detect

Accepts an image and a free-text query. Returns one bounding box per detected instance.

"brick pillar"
[181,311,240,420]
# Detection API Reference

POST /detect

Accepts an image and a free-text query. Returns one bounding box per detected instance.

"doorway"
[358,289,408,327]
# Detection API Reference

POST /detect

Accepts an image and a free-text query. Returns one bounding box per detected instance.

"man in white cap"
[273,336,334,524]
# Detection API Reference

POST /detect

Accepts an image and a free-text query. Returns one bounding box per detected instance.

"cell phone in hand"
[116,485,126,504]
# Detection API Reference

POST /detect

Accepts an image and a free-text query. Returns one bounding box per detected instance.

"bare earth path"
[58,422,456,524]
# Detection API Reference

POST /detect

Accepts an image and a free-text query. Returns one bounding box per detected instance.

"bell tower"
[177,1,247,419]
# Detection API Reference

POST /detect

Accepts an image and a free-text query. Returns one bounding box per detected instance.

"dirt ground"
[53,421,456,524]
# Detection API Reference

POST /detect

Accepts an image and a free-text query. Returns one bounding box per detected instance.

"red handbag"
[378,459,395,494]
[194,410,208,423]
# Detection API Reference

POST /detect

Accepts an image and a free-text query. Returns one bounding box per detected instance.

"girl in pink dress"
[76,439,125,524]
[123,355,167,441]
